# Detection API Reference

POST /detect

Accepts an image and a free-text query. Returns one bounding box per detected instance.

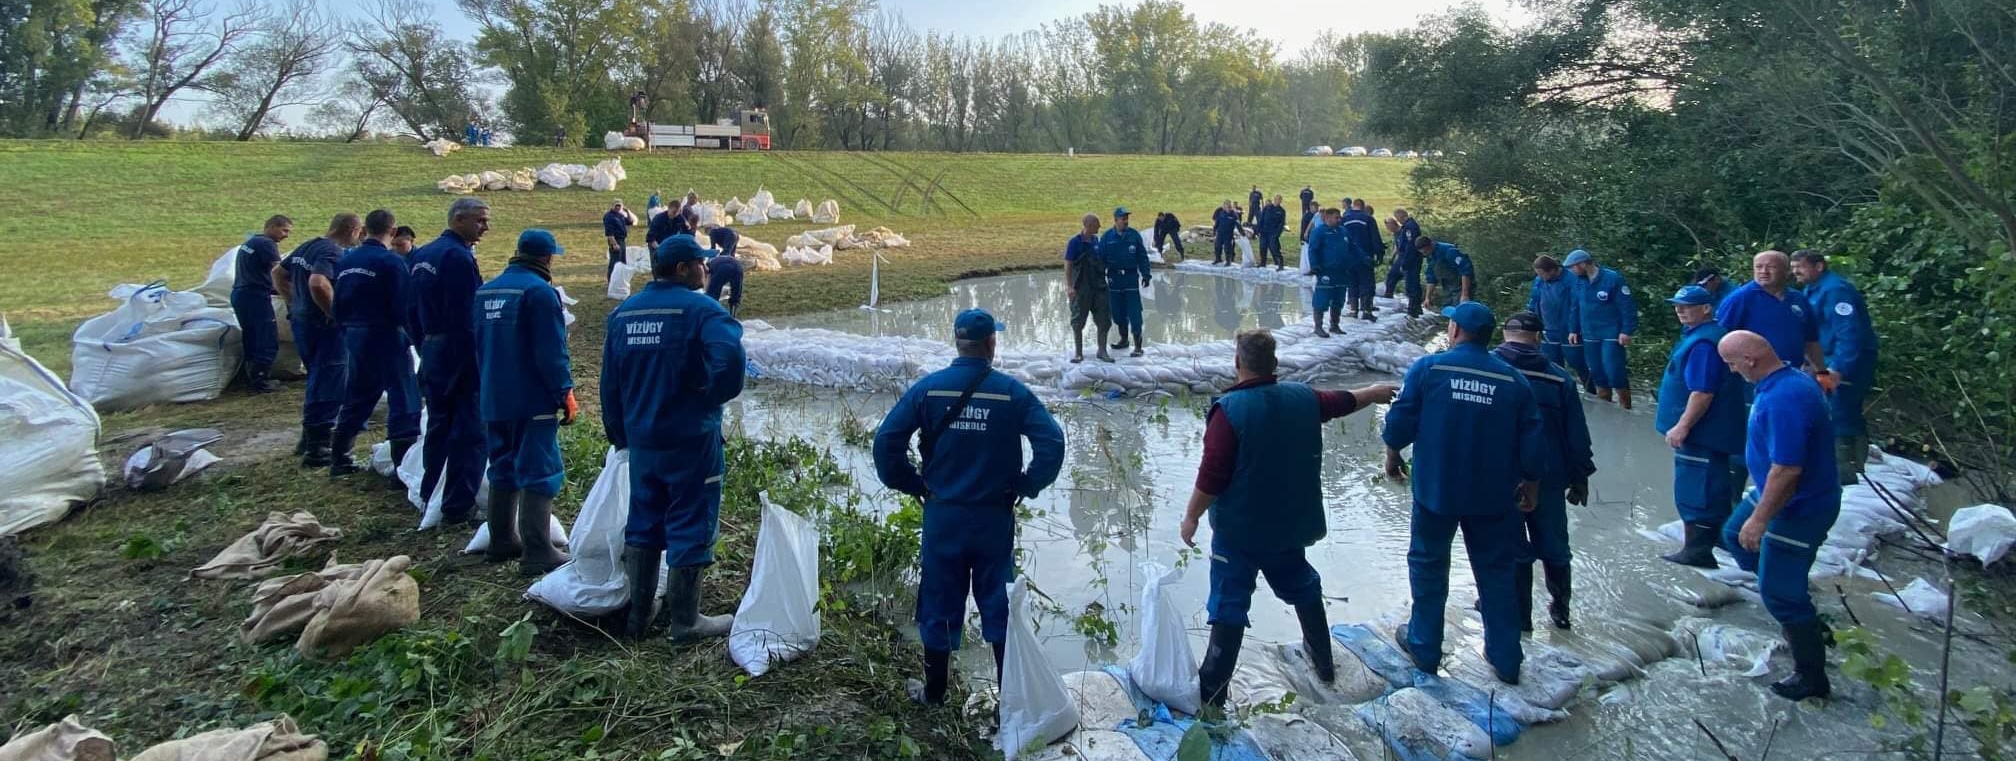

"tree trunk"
[236,80,284,141]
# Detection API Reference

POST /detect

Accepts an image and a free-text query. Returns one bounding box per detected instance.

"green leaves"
[496,614,536,667]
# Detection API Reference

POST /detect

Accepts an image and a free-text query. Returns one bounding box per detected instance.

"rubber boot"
[621,547,661,638]
[1595,387,1613,403]
[386,437,417,489]
[1295,602,1336,684]
[1771,620,1832,701]
[1197,623,1246,710]
[662,566,734,641]
[1130,331,1144,358]
[1543,562,1572,630]
[992,640,1006,685]
[1393,623,1436,674]
[1616,387,1634,411]
[484,488,523,562]
[1662,522,1722,569]
[1514,563,1535,633]
[328,431,362,477]
[1111,336,1131,351]
[300,426,332,468]
[1312,314,1330,338]
[1071,329,1085,363]
[908,648,952,705]
[246,364,281,393]
[517,492,570,575]
[1328,307,1343,334]
[1095,329,1114,363]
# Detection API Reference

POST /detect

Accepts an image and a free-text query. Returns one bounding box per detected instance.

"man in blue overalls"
[474,229,577,574]
[1493,311,1594,630]
[603,235,748,641]
[704,248,745,317]
[1382,302,1545,684]
[1298,185,1316,242]
[1792,250,1878,484]
[274,214,359,467]
[1306,208,1351,336]
[1717,329,1841,701]
[1101,207,1154,356]
[1564,249,1638,408]
[603,200,635,281]
[873,308,1064,704]
[1248,186,1263,226]
[328,210,422,479]
[1180,329,1396,709]
[1526,255,1586,388]
[1211,201,1238,266]
[1655,285,1749,568]
[1260,196,1288,269]
[1382,209,1424,317]
[409,198,490,524]
[1419,236,1474,308]
[1342,202,1386,320]
[231,215,292,393]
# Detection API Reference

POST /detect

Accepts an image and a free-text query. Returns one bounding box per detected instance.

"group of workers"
[608,190,747,315]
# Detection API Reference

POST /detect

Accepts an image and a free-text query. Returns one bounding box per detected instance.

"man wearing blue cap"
[1654,285,1749,568]
[872,308,1064,704]
[1382,301,1545,684]
[603,234,748,640]
[1792,250,1878,484]
[274,213,360,467]
[1564,249,1638,409]
[473,229,577,574]
[1493,310,1594,630]
[328,209,423,480]
[1526,255,1586,387]
[1100,207,1154,356]
[1307,207,1351,337]
[406,198,491,523]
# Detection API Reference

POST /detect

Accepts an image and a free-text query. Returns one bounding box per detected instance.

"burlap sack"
[190,512,343,580]
[239,560,368,644]
[296,555,419,660]
[128,715,325,761]
[0,716,115,761]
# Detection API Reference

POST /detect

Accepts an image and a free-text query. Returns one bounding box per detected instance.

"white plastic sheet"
[729,496,822,677]
[1126,562,1200,716]
[70,283,242,410]
[0,315,103,536]
[527,448,670,616]
[1875,577,1952,620]
[608,261,635,300]
[997,577,1079,759]
[1947,504,2016,566]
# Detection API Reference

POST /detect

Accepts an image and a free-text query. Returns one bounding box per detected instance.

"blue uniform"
[1493,343,1594,570]
[1805,271,1877,441]
[475,263,573,497]
[230,235,283,370]
[1203,381,1352,627]
[1526,273,1583,376]
[1258,205,1287,266]
[1422,242,1474,306]
[1572,266,1638,389]
[1248,190,1263,224]
[1212,208,1237,262]
[872,357,1064,651]
[704,254,744,310]
[331,240,421,445]
[707,226,740,258]
[1342,210,1385,311]
[1307,220,1352,313]
[646,209,681,248]
[1718,282,1816,368]
[1722,367,1841,625]
[1100,227,1153,338]
[282,237,347,428]
[1385,218,1423,302]
[1655,322,1749,525]
[602,210,633,279]
[409,231,486,519]
[1382,342,1546,676]
[602,281,746,566]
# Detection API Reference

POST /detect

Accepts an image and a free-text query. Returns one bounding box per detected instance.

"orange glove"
[1815,370,1840,395]
[562,390,579,425]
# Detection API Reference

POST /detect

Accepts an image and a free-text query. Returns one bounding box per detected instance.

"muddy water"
[725,270,2007,759]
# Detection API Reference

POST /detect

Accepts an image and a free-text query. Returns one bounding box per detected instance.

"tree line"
[0,0,1395,154]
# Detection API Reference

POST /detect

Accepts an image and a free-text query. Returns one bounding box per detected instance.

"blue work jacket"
[474,263,573,421]
[1099,227,1153,290]
[1573,266,1638,339]
[1718,282,1815,367]
[1804,271,1877,383]
[408,230,483,362]
[332,240,409,327]
[1655,321,1748,455]
[600,280,745,450]
[871,357,1065,508]
[1382,342,1545,515]
[1526,274,1579,340]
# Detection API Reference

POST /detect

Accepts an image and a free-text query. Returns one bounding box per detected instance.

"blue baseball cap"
[954,308,1004,342]
[1113,206,1131,218]
[1563,249,1593,267]
[1667,285,1716,306]
[517,229,563,257]
[655,234,706,265]
[1441,301,1496,335]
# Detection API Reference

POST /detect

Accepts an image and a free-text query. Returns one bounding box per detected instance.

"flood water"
[721,269,2006,760]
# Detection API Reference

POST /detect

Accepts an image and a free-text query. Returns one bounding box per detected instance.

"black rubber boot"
[327,431,362,477]
[1771,620,1832,701]
[300,426,332,468]
[386,437,417,489]
[1662,522,1722,569]
[992,640,1006,685]
[622,547,661,638]
[1295,602,1336,684]
[1111,337,1131,350]
[484,488,523,562]
[662,566,734,641]
[908,648,952,705]
[246,364,281,393]
[1543,562,1572,630]
[1514,563,1536,633]
[517,492,570,575]
[1197,623,1246,710]
[1312,315,1330,338]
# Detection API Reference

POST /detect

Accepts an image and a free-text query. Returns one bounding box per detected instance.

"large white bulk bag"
[0,316,104,536]
[729,496,822,677]
[70,283,241,410]
[194,248,237,307]
[608,261,635,300]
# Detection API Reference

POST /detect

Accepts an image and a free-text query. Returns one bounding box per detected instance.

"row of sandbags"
[718,191,842,226]
[782,224,911,251]
[0,714,325,761]
[438,159,626,194]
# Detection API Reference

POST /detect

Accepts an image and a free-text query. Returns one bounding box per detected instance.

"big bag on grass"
[998,576,1079,759]
[1127,561,1200,715]
[729,495,822,677]
[0,315,103,537]
[70,282,241,410]
[527,447,666,615]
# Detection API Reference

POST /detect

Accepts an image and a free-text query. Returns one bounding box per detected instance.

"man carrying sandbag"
[328,210,422,479]
[1178,328,1396,711]
[232,215,292,393]
[475,229,577,575]
[274,213,358,468]
[872,308,1065,705]
[603,234,747,640]
[408,198,490,523]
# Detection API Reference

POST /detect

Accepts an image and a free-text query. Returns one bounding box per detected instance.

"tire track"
[781,151,903,216]
[763,151,872,215]
[853,152,931,214]
[921,166,979,218]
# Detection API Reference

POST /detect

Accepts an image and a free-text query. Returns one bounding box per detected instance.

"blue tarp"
[1331,624,1523,748]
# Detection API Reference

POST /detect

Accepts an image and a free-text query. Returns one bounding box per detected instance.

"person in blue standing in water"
[1383,208,1425,317]
[1792,249,1878,484]
[1717,329,1841,702]
[408,198,491,525]
[1654,285,1750,569]
[604,234,747,641]
[274,213,359,467]
[872,308,1064,704]
[1307,207,1351,337]
[1493,311,1595,630]
[231,215,293,393]
[1101,207,1154,356]
[1342,200,1386,320]
[1211,200,1238,266]
[1526,255,1587,389]
[1383,301,1545,684]
[473,229,577,574]
[1564,249,1638,409]
[705,227,745,317]
[327,210,422,481]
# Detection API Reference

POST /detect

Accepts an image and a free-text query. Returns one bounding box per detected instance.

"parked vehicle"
[1303,145,1335,156]
[1425,150,1446,158]
[635,107,773,150]
[1341,146,1369,157]
[1397,150,1419,159]
[1371,148,1394,157]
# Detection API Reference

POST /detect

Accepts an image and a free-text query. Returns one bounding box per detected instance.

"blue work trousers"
[1206,534,1322,628]
[486,417,563,497]
[1673,445,1735,527]
[1406,505,1524,676]
[333,325,421,443]
[292,317,346,428]
[626,440,725,567]
[230,288,278,368]
[917,501,1014,652]
[705,267,744,310]
[1260,234,1284,267]
[1348,265,1377,313]
[419,339,485,521]
[1519,485,1571,567]
[1213,233,1235,263]
[1108,286,1144,337]
[1722,490,1839,625]
[1581,337,1629,389]
[1312,275,1349,314]
[1384,265,1422,300]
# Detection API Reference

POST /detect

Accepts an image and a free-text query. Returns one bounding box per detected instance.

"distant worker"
[231,215,293,394]
[1793,250,1877,483]
[646,198,680,250]
[1494,311,1595,630]
[392,226,418,255]
[1419,237,1474,307]
[604,234,748,641]
[1152,211,1186,260]
[1341,202,1385,320]
[1298,185,1316,241]
[1211,201,1238,266]
[604,199,637,280]
[327,210,422,480]
[1384,301,1544,684]
[274,214,357,467]
[1248,185,1263,226]
[872,308,1065,704]
[1564,249,1638,408]
[1718,250,1823,370]
[474,229,577,574]
[1101,207,1154,356]
[1695,267,1735,306]
[1065,213,1114,363]
[1307,207,1351,337]
[705,244,744,317]
[1717,329,1841,702]
[1181,328,1396,709]
[1654,285,1748,568]
[408,198,491,525]
[1260,196,1288,269]
[1384,209,1424,317]
[648,190,663,213]
[1526,255,1585,387]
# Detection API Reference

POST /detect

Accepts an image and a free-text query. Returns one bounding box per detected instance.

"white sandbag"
[1671,617,1779,677]
[69,283,241,410]
[749,188,776,215]
[608,261,635,300]
[480,170,508,190]
[122,428,223,491]
[804,225,855,246]
[811,199,840,225]
[693,202,723,228]
[464,516,568,554]
[369,440,396,477]
[1237,237,1256,267]
[585,162,620,192]
[997,577,1079,759]
[1359,687,1492,760]
[424,138,461,157]
[729,496,822,677]
[554,286,579,328]
[394,425,492,529]
[740,239,781,271]
[723,197,745,216]
[603,131,631,150]
[1875,577,1952,620]
[437,174,478,194]
[508,167,537,191]
[793,199,813,219]
[194,248,237,307]
[536,164,573,189]
[0,316,104,536]
[736,205,768,226]
[1126,562,1200,716]
[527,448,670,616]
[1948,504,2016,566]
[1297,240,1313,275]
[766,204,795,221]
[781,245,833,267]
[605,157,627,182]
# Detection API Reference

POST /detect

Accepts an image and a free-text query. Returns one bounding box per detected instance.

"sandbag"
[692,201,723,228]
[194,247,237,307]
[0,316,103,537]
[1356,687,1492,761]
[1948,504,2016,565]
[437,175,478,194]
[729,496,822,677]
[736,205,768,226]
[740,238,782,271]
[70,283,242,410]
[723,197,745,216]
[122,428,223,491]
[608,260,635,300]
[527,448,668,615]
[1126,562,1200,716]
[555,286,579,328]
[463,516,567,555]
[423,138,460,157]
[781,245,833,267]
[480,170,508,190]
[793,199,813,218]
[998,577,1079,759]
[128,716,326,761]
[603,131,631,150]
[536,164,573,189]
[811,199,840,225]
[190,511,343,580]
[1875,577,1951,620]
[390,419,492,529]
[295,556,419,660]
[1237,237,1256,267]
[507,167,536,191]
[1670,616,1779,677]
[0,714,115,761]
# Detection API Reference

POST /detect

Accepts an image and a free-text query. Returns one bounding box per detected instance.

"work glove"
[1141,274,1152,287]
[561,390,579,425]
[1567,480,1589,507]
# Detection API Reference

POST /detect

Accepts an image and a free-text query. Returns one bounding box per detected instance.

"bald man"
[1719,251,1826,372]
[1717,329,1840,702]
[1065,213,1114,363]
